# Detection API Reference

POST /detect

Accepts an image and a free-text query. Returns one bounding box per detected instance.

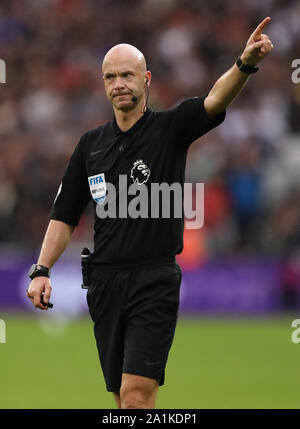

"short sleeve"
[174,95,226,147]
[49,133,91,227]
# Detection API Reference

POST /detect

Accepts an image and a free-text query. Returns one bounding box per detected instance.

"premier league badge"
[130,159,150,185]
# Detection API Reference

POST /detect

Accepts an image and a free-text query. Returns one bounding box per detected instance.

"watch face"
[28,264,50,279]
[28,264,43,278]
[28,264,36,278]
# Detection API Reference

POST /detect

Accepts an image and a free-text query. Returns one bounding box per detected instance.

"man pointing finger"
[27,17,273,409]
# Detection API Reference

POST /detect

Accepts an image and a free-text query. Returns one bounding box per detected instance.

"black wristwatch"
[236,56,259,74]
[28,264,51,280]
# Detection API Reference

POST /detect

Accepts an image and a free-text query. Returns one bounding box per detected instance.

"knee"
[120,374,159,409]
[121,389,146,409]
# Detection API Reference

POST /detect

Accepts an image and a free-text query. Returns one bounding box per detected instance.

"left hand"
[241,17,274,66]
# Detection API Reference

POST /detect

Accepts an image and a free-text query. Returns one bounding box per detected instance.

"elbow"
[204,95,226,118]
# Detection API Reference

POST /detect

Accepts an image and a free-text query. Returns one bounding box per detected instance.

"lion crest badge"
[130,159,150,185]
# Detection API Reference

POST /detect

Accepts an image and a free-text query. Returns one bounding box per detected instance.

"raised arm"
[204,17,274,117]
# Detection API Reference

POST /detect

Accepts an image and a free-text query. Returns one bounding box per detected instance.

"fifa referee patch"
[88,173,106,205]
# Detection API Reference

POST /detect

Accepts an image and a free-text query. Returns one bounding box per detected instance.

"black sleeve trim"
[49,212,80,228]
[174,95,226,147]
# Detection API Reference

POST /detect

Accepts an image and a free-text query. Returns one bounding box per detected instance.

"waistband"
[92,256,176,272]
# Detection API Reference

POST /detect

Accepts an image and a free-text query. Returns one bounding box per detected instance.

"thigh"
[122,263,182,386]
[86,270,129,392]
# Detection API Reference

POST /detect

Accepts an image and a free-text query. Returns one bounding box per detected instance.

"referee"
[26,17,273,409]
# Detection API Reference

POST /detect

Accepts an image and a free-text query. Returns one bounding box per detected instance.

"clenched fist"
[26,277,52,310]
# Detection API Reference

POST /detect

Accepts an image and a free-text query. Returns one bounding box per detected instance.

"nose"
[113,76,125,90]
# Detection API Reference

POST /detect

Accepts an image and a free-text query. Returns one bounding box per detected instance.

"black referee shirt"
[50,96,225,267]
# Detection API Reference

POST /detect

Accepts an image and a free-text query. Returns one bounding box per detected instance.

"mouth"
[113,93,131,98]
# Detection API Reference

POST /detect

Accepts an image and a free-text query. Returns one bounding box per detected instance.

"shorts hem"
[105,370,164,392]
[106,385,121,393]
[122,368,165,386]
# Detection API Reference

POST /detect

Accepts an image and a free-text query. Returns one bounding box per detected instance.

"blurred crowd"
[0,0,299,268]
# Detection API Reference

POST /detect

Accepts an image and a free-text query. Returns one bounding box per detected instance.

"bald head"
[102,43,151,113]
[102,44,146,74]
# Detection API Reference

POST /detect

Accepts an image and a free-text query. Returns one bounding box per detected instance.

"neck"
[113,98,146,132]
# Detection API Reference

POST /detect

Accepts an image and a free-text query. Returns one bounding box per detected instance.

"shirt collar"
[111,108,151,137]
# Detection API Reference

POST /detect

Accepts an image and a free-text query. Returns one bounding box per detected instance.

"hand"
[241,17,274,66]
[26,277,52,310]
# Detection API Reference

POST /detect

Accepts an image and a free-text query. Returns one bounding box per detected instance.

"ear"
[145,71,151,86]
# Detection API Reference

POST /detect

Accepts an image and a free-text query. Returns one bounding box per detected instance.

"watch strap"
[236,56,259,74]
[29,264,50,280]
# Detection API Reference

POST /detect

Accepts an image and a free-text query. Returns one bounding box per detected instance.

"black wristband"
[236,56,259,74]
[28,264,51,280]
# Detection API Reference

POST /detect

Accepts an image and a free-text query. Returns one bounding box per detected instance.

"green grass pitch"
[1,314,300,409]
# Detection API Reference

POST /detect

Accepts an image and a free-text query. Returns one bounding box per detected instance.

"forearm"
[37,219,74,268]
[204,62,250,117]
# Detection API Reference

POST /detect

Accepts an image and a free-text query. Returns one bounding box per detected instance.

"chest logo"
[130,159,150,185]
[88,173,106,205]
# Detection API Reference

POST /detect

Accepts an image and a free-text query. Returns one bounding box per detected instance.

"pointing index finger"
[253,17,271,38]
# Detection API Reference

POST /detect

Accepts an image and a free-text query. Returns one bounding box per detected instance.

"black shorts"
[86,260,182,392]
